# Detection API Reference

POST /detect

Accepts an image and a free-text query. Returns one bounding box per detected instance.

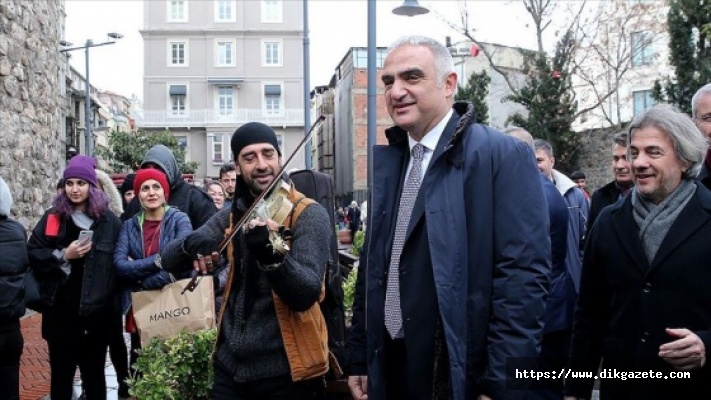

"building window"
[633,90,655,116]
[216,40,235,66]
[263,40,282,66]
[631,31,653,67]
[169,85,187,116]
[216,85,234,116]
[215,0,235,22]
[352,48,387,69]
[167,0,188,22]
[261,0,282,23]
[168,41,188,66]
[264,84,282,115]
[212,134,224,163]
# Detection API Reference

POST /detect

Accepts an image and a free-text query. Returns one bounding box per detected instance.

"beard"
[244,169,275,196]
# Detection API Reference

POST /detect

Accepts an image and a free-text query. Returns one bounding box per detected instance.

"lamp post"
[60,33,123,157]
[366,1,429,193]
[303,0,312,169]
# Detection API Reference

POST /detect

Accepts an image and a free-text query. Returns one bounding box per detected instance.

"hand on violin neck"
[245,224,285,266]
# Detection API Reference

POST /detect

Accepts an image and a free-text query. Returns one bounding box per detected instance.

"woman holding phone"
[27,155,122,400]
[114,168,192,373]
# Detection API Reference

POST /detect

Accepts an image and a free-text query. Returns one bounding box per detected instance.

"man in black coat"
[587,132,634,232]
[565,105,711,400]
[124,145,216,228]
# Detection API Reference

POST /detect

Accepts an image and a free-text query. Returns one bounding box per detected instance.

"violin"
[248,179,294,254]
[181,116,326,294]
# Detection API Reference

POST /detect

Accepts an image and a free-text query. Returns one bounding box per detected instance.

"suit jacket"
[566,182,711,400]
[347,102,550,400]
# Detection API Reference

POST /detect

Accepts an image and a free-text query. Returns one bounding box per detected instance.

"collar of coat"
[384,101,475,149]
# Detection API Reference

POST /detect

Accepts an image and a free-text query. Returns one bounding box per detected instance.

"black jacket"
[0,217,28,327]
[27,209,122,315]
[124,145,217,228]
[588,180,627,233]
[566,183,711,399]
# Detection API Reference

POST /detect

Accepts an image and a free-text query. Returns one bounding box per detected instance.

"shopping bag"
[131,276,215,347]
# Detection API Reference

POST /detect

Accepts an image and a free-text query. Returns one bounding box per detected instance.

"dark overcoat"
[347,103,550,399]
[566,183,711,399]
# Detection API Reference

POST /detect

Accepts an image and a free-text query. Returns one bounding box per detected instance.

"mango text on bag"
[149,306,191,322]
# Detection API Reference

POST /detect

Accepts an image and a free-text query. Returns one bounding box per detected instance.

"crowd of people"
[2,34,711,400]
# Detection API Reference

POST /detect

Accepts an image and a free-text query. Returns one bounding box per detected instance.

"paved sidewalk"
[19,312,125,400]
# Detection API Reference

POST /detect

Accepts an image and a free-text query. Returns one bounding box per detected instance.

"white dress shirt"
[405,109,453,181]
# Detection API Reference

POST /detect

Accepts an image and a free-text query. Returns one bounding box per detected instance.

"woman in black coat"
[0,176,28,400]
[27,156,122,400]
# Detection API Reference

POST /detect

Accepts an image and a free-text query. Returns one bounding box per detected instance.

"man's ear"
[234,162,242,176]
[551,156,556,168]
[444,72,457,97]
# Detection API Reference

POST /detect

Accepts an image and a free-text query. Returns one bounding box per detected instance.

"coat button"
[643,282,652,293]
[378,279,383,287]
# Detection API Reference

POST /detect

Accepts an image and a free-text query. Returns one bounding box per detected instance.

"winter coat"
[550,170,590,328]
[114,206,192,314]
[0,217,28,326]
[27,209,122,315]
[347,102,550,399]
[347,206,360,230]
[539,175,570,333]
[124,145,217,228]
[588,180,628,233]
[566,184,711,399]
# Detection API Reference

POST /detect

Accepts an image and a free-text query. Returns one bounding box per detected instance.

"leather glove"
[245,225,285,266]
[182,234,219,261]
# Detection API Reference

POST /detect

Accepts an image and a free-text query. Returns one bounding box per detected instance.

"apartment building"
[136,0,306,178]
[449,40,528,129]
[572,0,669,131]
[331,47,392,205]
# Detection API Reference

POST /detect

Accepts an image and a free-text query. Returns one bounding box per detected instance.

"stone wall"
[576,125,626,193]
[0,0,63,230]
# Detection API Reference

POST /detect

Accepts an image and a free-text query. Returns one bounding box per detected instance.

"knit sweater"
[160,193,331,382]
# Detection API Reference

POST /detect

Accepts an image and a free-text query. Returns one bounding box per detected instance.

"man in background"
[219,163,237,208]
[588,132,634,231]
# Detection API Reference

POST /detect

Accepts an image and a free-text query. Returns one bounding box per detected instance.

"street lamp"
[392,0,430,17]
[365,1,430,194]
[60,32,123,157]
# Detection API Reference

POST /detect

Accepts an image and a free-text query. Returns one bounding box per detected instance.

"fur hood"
[96,169,124,217]
[0,176,12,217]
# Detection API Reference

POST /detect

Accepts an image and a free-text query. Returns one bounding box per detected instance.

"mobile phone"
[78,230,94,244]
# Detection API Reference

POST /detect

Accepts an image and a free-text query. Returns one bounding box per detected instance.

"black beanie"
[120,173,136,195]
[231,122,281,159]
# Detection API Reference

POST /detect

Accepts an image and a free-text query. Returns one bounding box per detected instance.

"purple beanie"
[63,155,98,187]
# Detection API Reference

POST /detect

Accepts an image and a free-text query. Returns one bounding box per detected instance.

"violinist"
[158,122,333,399]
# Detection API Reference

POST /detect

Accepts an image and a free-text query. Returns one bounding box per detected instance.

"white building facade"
[135,0,306,178]
[572,0,670,131]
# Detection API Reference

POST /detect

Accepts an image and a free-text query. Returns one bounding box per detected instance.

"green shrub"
[351,230,365,257]
[128,329,217,400]
[343,266,358,326]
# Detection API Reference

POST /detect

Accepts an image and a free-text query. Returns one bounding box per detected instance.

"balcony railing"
[133,109,305,128]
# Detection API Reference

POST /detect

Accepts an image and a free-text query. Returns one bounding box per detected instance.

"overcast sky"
[64,0,554,102]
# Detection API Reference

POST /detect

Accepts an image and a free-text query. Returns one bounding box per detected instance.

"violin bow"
[182,115,326,293]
